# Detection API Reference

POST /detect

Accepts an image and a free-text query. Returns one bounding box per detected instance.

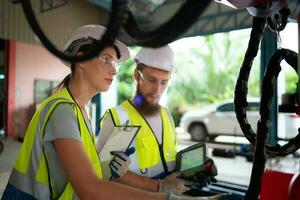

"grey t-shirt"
[43,103,93,196]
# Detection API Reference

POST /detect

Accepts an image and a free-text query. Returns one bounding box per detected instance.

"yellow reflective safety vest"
[106,100,177,178]
[3,87,102,200]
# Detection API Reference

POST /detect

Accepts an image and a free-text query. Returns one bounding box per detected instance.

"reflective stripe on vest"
[8,88,102,200]
[110,100,176,178]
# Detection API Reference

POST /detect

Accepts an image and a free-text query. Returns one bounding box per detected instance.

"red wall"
[13,42,69,138]
[4,41,16,138]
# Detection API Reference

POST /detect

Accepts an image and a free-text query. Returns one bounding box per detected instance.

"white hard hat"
[63,24,130,67]
[134,45,175,72]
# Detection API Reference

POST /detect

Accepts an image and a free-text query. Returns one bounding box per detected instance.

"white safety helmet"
[134,45,175,72]
[62,24,130,67]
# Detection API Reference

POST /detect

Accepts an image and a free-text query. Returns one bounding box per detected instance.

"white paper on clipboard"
[99,125,140,162]
[99,125,139,180]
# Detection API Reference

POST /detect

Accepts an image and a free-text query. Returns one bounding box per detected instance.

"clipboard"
[99,125,140,179]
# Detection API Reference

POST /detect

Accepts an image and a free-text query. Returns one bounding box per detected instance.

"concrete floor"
[1,132,299,198]
[0,138,21,197]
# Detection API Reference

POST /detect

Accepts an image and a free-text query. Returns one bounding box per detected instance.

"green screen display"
[180,147,204,171]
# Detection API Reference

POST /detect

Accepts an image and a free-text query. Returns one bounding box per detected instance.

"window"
[217,103,234,112]
[34,79,59,103]
[247,102,260,111]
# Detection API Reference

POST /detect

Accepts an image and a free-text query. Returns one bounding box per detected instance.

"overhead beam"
[41,0,69,13]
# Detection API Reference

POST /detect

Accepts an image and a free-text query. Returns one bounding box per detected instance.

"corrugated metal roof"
[0,0,107,48]
[89,0,299,45]
[1,0,298,46]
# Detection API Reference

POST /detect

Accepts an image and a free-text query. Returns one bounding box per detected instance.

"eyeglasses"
[98,55,119,71]
[138,70,169,88]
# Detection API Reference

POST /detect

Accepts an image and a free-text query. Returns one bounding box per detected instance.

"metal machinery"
[13,0,300,199]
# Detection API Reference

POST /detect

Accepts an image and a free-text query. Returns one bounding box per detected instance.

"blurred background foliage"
[117,29,297,126]
[284,68,298,94]
[117,47,140,104]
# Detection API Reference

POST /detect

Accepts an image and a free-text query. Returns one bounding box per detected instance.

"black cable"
[245,49,285,200]
[124,0,211,47]
[245,49,299,199]
[20,0,128,63]
[261,49,299,156]
[10,0,21,4]
[234,16,299,199]
[234,16,300,157]
[234,16,266,146]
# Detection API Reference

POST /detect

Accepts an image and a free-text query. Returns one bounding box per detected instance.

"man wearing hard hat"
[97,45,189,194]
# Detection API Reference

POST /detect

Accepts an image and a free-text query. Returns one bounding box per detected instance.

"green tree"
[285,69,298,93]
[117,47,140,104]
[166,30,260,126]
[116,30,261,126]
[167,30,260,110]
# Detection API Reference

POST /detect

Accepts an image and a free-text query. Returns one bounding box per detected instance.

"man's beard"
[133,88,161,116]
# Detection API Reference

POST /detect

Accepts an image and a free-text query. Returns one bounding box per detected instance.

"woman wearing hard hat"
[1,24,168,200]
[1,24,222,200]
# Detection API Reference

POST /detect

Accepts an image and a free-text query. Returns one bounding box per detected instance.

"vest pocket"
[137,136,160,169]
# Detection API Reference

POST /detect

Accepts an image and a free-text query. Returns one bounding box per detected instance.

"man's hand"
[158,172,191,194]
[110,147,135,178]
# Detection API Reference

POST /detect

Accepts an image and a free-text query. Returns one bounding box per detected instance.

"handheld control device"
[176,143,206,178]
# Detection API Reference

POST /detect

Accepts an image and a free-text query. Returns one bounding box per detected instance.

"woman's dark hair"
[54,41,121,92]
[136,63,146,72]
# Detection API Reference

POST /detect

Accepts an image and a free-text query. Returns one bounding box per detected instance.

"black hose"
[245,49,284,200]
[234,17,266,146]
[20,0,128,63]
[245,49,299,199]
[234,16,300,157]
[124,0,211,47]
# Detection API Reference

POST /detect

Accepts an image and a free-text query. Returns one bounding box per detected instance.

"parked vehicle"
[180,98,300,141]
